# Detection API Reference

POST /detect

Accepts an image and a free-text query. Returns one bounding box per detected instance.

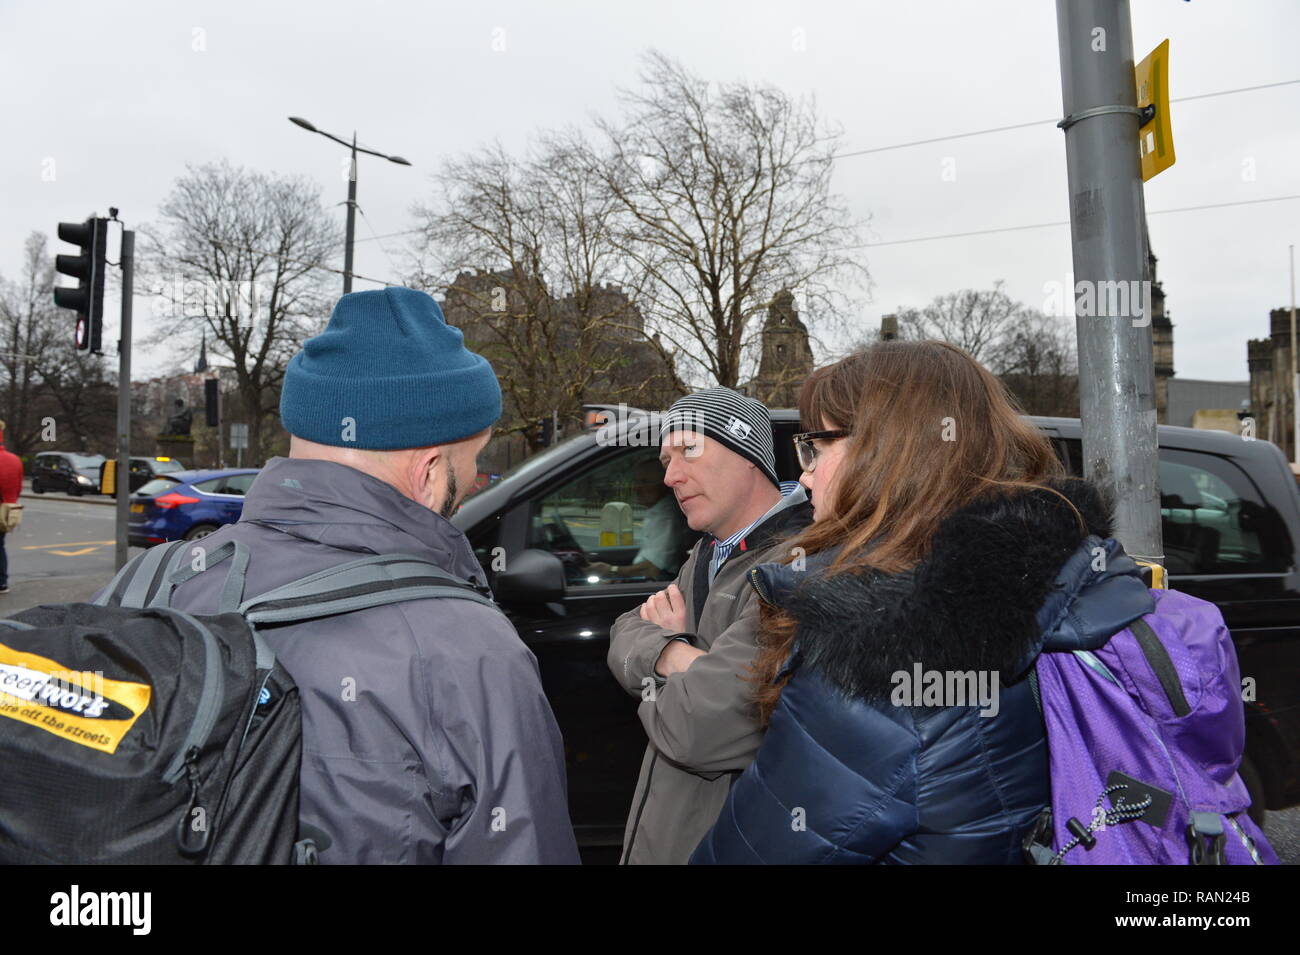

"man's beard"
[438,467,458,520]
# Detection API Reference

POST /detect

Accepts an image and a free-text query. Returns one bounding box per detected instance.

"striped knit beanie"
[660,387,778,488]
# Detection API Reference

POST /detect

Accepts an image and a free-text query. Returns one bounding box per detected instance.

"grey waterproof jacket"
[157,457,579,865]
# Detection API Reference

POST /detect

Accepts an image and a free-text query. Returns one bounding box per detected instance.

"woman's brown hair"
[751,340,1067,721]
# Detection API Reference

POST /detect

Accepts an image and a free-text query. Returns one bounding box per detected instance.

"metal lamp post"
[288,116,411,294]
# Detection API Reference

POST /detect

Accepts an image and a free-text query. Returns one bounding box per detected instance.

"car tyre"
[183,523,218,541]
[32,483,44,494]
[1239,755,1267,828]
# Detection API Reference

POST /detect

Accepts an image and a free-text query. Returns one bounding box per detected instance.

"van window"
[1059,439,1289,575]
[467,516,502,584]
[1159,450,1289,575]
[528,448,697,587]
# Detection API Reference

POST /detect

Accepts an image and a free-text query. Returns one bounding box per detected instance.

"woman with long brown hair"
[692,340,1153,864]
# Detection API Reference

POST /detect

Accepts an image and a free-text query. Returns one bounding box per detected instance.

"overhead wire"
[194,77,1300,278]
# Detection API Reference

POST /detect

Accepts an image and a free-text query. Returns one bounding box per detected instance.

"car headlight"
[76,475,93,485]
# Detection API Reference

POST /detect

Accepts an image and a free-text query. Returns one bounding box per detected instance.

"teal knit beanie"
[280,287,501,449]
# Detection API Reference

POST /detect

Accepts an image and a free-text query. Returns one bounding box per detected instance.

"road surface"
[2,491,142,605]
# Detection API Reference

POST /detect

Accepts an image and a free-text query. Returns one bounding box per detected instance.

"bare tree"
[589,51,866,389]
[0,233,58,455]
[31,340,116,451]
[414,138,680,450]
[0,232,117,456]
[895,281,1026,363]
[145,160,341,462]
[991,308,1080,416]
[882,284,1080,416]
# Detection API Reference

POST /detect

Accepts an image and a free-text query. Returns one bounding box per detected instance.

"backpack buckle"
[294,823,332,865]
[1021,808,1059,865]
[1187,812,1226,865]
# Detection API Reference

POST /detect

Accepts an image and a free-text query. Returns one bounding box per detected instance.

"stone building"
[742,289,814,409]
[1149,249,1175,424]
[1165,378,1249,430]
[1247,307,1300,460]
[439,269,679,470]
[441,268,546,341]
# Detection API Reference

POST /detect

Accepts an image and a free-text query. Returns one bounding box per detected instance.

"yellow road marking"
[21,540,114,551]
[49,547,98,556]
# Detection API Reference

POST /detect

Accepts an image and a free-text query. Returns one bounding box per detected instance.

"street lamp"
[288,116,411,294]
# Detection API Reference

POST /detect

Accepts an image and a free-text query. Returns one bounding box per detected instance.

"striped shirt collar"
[709,481,805,580]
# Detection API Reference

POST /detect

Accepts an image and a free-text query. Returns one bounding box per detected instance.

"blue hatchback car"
[128,468,261,546]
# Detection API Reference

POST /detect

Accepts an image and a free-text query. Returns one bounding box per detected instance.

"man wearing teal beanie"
[158,287,580,864]
[279,286,503,518]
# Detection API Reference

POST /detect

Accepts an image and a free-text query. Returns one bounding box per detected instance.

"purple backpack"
[1025,587,1277,865]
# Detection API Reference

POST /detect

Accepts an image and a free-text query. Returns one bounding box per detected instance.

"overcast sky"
[3,0,1297,382]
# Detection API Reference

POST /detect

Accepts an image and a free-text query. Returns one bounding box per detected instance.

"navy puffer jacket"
[691,478,1152,864]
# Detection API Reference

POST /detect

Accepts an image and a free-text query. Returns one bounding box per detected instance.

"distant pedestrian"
[0,421,23,595]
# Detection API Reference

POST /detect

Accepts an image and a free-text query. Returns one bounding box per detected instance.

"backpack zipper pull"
[175,746,211,858]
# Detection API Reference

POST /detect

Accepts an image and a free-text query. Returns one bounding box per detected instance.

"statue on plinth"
[162,398,192,438]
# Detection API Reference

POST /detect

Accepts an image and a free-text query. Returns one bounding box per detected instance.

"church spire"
[195,330,209,374]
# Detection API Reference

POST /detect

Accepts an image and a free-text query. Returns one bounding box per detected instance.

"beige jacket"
[606,486,812,864]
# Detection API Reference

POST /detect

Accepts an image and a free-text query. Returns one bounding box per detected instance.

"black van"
[30,452,105,495]
[453,410,1300,848]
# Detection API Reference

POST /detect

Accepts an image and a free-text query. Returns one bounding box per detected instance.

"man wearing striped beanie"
[606,387,813,864]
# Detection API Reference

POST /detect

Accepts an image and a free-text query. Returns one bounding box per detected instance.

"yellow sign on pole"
[1135,39,1175,181]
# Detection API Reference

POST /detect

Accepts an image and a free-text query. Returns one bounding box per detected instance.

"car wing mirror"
[493,548,567,604]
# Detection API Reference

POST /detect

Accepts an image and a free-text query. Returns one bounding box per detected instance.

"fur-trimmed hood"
[749,477,1154,702]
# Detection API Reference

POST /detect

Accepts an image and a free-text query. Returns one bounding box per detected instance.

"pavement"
[19,477,115,506]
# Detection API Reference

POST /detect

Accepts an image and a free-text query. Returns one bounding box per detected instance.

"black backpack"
[0,538,496,864]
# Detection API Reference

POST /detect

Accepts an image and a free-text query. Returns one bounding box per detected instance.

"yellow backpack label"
[0,641,151,754]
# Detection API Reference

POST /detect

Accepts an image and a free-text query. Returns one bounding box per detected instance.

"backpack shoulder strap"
[238,553,496,626]
[97,540,188,609]
[1027,667,1042,715]
[1129,615,1192,717]
[152,539,252,613]
[96,539,252,613]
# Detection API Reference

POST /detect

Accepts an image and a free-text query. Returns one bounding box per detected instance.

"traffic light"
[54,217,108,353]
[204,378,220,427]
[538,416,554,446]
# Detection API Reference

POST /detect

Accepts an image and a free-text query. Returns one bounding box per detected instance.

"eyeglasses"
[793,429,848,473]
